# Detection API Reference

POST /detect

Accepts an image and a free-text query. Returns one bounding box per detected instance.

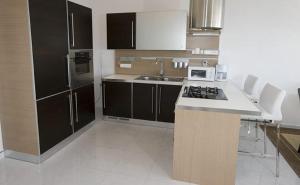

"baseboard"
[280,123,300,129]
[4,121,95,164]
[0,151,4,159]
[103,116,175,129]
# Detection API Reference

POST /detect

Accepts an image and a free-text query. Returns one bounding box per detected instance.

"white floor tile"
[0,120,299,185]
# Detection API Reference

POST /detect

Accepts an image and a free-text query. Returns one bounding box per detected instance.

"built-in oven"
[68,50,93,89]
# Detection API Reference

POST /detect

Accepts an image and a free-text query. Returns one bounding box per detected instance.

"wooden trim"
[0,0,39,155]
[173,109,240,185]
[115,50,218,77]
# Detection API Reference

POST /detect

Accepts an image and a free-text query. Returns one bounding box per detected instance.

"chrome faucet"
[156,58,164,78]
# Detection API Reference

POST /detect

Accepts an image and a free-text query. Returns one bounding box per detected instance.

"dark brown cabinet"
[102,81,182,123]
[157,85,182,123]
[107,13,136,49]
[68,2,93,49]
[72,84,95,132]
[37,91,73,154]
[133,83,156,121]
[103,81,132,118]
[29,0,69,99]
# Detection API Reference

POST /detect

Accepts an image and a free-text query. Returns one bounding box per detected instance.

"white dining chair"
[241,83,286,177]
[243,75,259,135]
[243,75,259,98]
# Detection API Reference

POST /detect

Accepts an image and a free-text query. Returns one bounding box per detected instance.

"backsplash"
[114,36,220,77]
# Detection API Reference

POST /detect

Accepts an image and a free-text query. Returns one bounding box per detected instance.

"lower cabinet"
[157,84,182,123]
[133,83,156,121]
[37,91,73,154]
[103,81,132,118]
[72,84,95,132]
[102,81,182,123]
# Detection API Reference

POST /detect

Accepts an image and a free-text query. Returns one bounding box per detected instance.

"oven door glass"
[74,52,91,74]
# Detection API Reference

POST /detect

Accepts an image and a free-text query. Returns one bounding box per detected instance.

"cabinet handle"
[204,0,208,27]
[71,13,75,47]
[74,92,79,122]
[151,87,154,114]
[103,83,106,109]
[131,21,134,48]
[68,94,73,126]
[66,54,71,88]
[158,87,162,114]
[190,0,193,29]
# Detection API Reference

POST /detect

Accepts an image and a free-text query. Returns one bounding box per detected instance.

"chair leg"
[248,120,251,135]
[255,121,259,141]
[276,122,280,177]
[264,121,267,155]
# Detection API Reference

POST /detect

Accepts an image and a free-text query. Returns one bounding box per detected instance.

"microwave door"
[191,70,207,78]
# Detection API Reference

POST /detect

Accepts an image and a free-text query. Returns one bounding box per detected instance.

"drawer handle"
[152,87,154,114]
[74,92,79,122]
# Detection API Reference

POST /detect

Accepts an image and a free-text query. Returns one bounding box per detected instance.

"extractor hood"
[189,0,225,32]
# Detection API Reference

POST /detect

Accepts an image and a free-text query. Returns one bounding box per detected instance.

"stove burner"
[182,86,228,100]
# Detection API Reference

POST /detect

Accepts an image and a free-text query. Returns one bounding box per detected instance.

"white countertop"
[176,81,261,116]
[102,74,184,86]
[102,74,260,116]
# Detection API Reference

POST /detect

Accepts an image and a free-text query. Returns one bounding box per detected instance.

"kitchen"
[0,0,300,185]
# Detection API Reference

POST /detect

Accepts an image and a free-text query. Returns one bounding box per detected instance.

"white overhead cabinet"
[136,11,187,50]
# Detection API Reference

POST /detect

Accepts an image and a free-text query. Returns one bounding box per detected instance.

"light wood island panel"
[173,109,240,185]
[0,0,39,155]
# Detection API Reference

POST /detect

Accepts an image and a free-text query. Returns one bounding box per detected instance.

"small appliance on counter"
[188,66,216,81]
[215,64,228,81]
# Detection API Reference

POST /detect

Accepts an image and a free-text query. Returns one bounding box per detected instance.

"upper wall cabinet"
[107,13,136,49]
[136,11,187,50]
[68,2,93,49]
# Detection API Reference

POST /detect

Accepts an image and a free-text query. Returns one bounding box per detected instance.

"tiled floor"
[0,120,299,185]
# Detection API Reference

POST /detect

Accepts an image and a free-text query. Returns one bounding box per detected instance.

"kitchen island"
[173,80,261,185]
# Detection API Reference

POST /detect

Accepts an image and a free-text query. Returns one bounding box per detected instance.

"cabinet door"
[103,81,132,118]
[133,83,156,121]
[107,13,136,49]
[136,11,187,50]
[29,0,69,99]
[73,84,95,132]
[37,91,73,154]
[157,85,182,123]
[68,2,93,49]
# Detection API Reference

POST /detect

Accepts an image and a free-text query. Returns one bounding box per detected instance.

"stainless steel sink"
[135,76,184,82]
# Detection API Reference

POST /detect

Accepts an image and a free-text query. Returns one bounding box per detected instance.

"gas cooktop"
[182,86,228,100]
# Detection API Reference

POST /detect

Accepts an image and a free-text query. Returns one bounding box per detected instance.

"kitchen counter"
[102,74,184,86]
[176,80,261,116]
[173,80,261,185]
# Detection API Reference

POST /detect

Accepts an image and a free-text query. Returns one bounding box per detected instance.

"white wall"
[72,0,300,126]
[219,0,300,126]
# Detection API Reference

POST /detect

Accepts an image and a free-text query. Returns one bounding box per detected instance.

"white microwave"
[188,66,216,81]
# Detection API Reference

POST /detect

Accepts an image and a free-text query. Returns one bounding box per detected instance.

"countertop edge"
[175,105,261,116]
[102,75,184,86]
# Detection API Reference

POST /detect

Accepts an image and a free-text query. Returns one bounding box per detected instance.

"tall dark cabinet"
[72,84,95,132]
[68,1,93,49]
[29,0,69,99]
[1,0,95,161]
[107,13,136,49]
[37,91,73,154]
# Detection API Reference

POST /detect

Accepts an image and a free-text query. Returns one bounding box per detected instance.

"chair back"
[259,83,286,121]
[244,75,259,96]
